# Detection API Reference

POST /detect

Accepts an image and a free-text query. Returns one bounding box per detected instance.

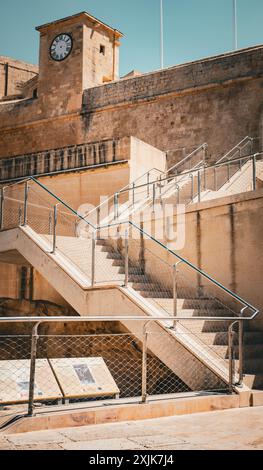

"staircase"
[95,237,263,392]
[46,231,263,392]
[0,177,261,403]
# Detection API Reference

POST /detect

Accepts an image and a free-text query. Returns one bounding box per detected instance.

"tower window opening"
[100,45,105,55]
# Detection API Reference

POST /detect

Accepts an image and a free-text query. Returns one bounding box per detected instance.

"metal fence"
[0,315,244,421]
[112,151,263,215]
[0,175,259,413]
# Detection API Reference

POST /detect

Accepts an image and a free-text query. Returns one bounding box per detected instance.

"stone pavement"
[0,406,263,450]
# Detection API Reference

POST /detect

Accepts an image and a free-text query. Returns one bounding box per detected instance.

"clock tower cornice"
[36,11,123,39]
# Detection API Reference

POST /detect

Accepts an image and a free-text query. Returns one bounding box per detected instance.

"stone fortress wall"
[0,12,263,320]
[0,46,263,164]
[0,57,38,100]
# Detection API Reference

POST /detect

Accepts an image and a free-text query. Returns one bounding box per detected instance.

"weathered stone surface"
[1,406,263,450]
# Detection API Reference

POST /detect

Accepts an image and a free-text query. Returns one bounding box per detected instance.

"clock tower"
[36,12,123,116]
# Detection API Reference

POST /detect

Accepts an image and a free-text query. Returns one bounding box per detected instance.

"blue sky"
[0,0,262,75]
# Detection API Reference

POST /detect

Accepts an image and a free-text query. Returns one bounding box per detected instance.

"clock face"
[50,34,73,61]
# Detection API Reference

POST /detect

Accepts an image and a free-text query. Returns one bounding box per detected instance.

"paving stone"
[63,438,145,450]
[14,443,64,451]
[60,422,164,442]
[6,430,68,446]
[0,437,14,450]
[128,434,187,449]
[3,407,263,450]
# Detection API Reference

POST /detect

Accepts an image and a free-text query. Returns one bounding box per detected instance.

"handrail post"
[228,322,237,394]
[124,229,129,287]
[172,261,182,329]
[190,174,194,201]
[97,207,101,239]
[91,230,96,286]
[152,183,156,212]
[52,204,58,254]
[114,193,119,220]
[132,182,135,206]
[28,322,40,417]
[197,170,201,203]
[176,184,180,205]
[19,206,22,226]
[0,187,4,230]
[159,175,162,200]
[238,319,244,386]
[49,211,52,236]
[141,322,148,403]
[147,172,150,197]
[172,264,178,330]
[203,166,207,191]
[227,162,231,182]
[23,181,29,226]
[203,143,207,162]
[237,307,247,387]
[252,155,257,191]
[214,167,217,191]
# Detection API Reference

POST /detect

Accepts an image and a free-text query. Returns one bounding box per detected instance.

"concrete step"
[251,390,263,405]
[243,374,263,390]
[147,297,229,311]
[149,302,232,318]
[181,330,262,348]
[139,290,173,299]
[180,319,230,333]
[130,282,164,291]
[118,266,144,275]
[96,239,109,246]
[126,274,148,282]
[214,343,263,360]
[112,259,125,267]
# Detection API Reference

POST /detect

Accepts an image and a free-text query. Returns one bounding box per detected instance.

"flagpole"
[160,0,164,68]
[233,0,238,50]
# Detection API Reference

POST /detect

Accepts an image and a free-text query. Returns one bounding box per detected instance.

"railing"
[167,143,207,175]
[110,152,263,214]
[81,143,207,226]
[216,136,257,164]
[0,138,125,182]
[0,314,254,421]
[0,176,260,401]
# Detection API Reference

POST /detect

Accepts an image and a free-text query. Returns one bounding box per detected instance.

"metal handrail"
[167,143,207,174]
[0,313,258,323]
[116,151,263,195]
[81,167,165,223]
[10,176,258,317]
[119,219,258,316]
[81,144,207,223]
[0,315,248,415]
[0,175,259,318]
[216,136,254,164]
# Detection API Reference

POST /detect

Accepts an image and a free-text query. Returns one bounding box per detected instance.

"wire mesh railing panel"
[147,330,228,393]
[26,185,54,246]
[0,330,230,412]
[167,145,206,176]
[26,182,93,280]
[0,335,32,405]
[37,334,141,400]
[1,184,25,230]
